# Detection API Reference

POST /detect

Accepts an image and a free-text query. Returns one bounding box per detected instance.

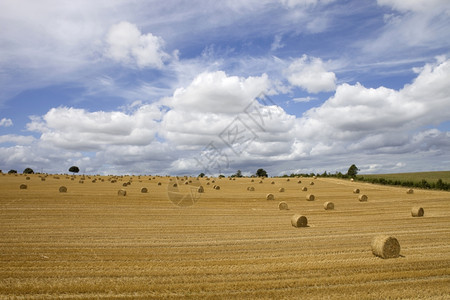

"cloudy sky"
[0,0,449,176]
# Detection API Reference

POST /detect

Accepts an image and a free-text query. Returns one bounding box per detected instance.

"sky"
[0,0,449,176]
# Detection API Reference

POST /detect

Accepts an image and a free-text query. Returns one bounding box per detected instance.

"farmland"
[1,174,449,299]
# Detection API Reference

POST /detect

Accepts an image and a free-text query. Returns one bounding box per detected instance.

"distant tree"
[198,172,205,178]
[218,174,225,178]
[8,169,17,174]
[23,168,34,174]
[69,166,80,175]
[235,170,243,177]
[256,168,268,177]
[347,164,359,177]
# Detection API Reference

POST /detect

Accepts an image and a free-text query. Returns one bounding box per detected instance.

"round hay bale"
[259,180,263,184]
[279,187,285,192]
[286,178,290,182]
[306,194,315,201]
[214,185,220,190]
[350,178,354,182]
[271,181,275,184]
[411,206,424,217]
[291,214,308,227]
[266,193,275,200]
[59,186,67,193]
[251,179,254,182]
[406,189,414,194]
[278,201,289,210]
[197,186,204,193]
[117,189,127,196]
[19,184,27,189]
[172,183,178,188]
[353,188,360,194]
[248,186,255,191]
[324,201,334,210]
[79,180,84,184]
[184,181,189,185]
[141,187,148,193]
[358,194,368,202]
[123,182,128,187]
[26,176,30,180]
[371,235,400,259]
[302,187,308,191]
[297,180,302,184]
[206,182,210,185]
[41,177,46,181]
[309,181,314,186]
[157,182,162,186]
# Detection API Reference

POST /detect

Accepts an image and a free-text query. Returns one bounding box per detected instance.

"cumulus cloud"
[27,105,162,151]
[291,57,450,159]
[166,71,272,114]
[0,118,13,127]
[105,21,170,69]
[0,134,34,145]
[160,70,297,171]
[286,55,336,93]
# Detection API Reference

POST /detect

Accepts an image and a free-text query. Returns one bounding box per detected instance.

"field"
[1,174,449,299]
[359,171,450,184]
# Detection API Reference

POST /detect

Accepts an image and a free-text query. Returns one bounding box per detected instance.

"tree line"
[354,176,449,191]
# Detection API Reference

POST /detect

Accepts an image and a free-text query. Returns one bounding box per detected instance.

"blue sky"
[0,0,449,176]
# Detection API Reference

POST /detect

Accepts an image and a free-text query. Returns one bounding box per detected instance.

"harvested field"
[1,174,449,299]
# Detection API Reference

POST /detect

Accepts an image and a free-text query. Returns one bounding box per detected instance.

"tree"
[69,166,80,175]
[235,170,243,177]
[256,168,268,177]
[23,168,34,174]
[347,164,359,177]
[8,169,17,174]
[198,172,205,178]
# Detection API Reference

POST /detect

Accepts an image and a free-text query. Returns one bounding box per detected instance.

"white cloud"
[377,0,450,13]
[292,96,317,102]
[166,71,272,114]
[0,118,13,127]
[362,0,450,57]
[291,58,450,159]
[160,71,297,169]
[286,55,336,93]
[280,0,335,8]
[27,105,162,151]
[104,21,170,69]
[270,34,284,51]
[0,134,34,145]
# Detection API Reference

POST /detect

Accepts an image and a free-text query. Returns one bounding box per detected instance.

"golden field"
[1,173,449,299]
